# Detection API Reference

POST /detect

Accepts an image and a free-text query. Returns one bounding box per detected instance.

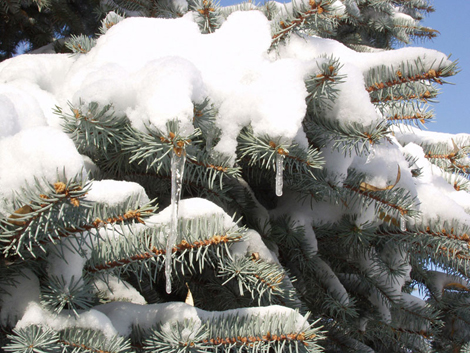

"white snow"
[427,271,470,298]
[93,275,147,304]
[148,197,236,229]
[85,180,150,207]
[0,127,86,216]
[231,229,279,264]
[0,4,469,345]
[16,302,118,338]
[46,237,89,288]
[94,301,309,337]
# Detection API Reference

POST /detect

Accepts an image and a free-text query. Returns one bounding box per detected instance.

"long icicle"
[166,148,186,293]
[400,214,406,232]
[275,153,285,197]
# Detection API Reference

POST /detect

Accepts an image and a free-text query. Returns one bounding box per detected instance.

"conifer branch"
[303,116,390,154]
[0,178,91,258]
[366,68,448,93]
[271,0,341,47]
[1,178,156,259]
[370,85,437,103]
[394,24,438,39]
[144,310,323,353]
[237,127,323,174]
[391,0,434,13]
[87,232,241,273]
[386,111,433,126]
[188,0,222,34]
[342,183,412,216]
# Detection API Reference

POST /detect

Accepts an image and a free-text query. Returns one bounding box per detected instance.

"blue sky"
[420,1,470,135]
[219,0,470,135]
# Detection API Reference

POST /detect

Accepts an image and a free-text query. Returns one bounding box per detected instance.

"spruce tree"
[0,0,469,352]
[0,0,104,60]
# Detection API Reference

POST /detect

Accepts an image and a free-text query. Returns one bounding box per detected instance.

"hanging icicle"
[165,148,186,294]
[275,153,285,197]
[205,129,214,153]
[366,146,376,164]
[400,215,406,232]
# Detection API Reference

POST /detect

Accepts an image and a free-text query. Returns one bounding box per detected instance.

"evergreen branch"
[366,67,450,93]
[390,0,434,13]
[413,224,470,245]
[144,311,322,353]
[121,121,198,173]
[192,98,220,143]
[64,34,97,54]
[343,184,408,215]
[271,0,341,47]
[59,328,131,353]
[394,295,441,328]
[270,216,359,320]
[394,24,438,39]
[305,56,346,116]
[41,275,94,316]
[376,98,431,124]
[342,171,418,218]
[442,172,470,192]
[4,326,62,353]
[188,0,222,34]
[286,168,345,203]
[0,177,91,258]
[185,150,241,189]
[0,178,157,259]
[410,136,470,174]
[99,11,126,34]
[365,58,457,108]
[386,110,433,127]
[314,215,377,251]
[320,323,375,353]
[237,127,323,173]
[86,214,244,278]
[56,100,130,159]
[377,321,432,348]
[5,326,131,353]
[87,232,241,273]
[370,82,438,103]
[376,224,470,274]
[216,255,297,307]
[303,114,390,154]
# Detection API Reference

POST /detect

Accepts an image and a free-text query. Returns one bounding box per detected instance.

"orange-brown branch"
[269,141,318,168]
[187,157,229,172]
[387,113,429,124]
[371,90,432,103]
[58,339,112,353]
[200,331,316,347]
[343,184,408,215]
[271,1,339,45]
[394,25,439,39]
[367,69,444,93]
[87,234,241,273]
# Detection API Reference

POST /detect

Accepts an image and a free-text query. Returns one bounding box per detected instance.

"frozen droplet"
[275,153,285,197]
[165,149,186,294]
[205,130,213,152]
[400,215,406,232]
[366,147,376,164]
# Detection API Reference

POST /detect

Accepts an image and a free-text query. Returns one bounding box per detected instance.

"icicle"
[400,215,406,232]
[366,146,376,164]
[165,149,186,294]
[275,153,285,197]
[205,130,213,152]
